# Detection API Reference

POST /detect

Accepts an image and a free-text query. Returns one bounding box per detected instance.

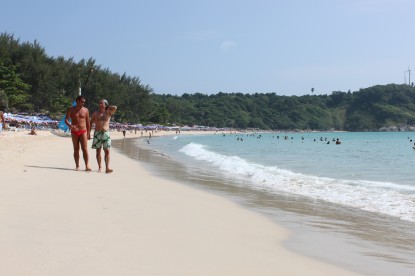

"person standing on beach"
[0,110,5,132]
[90,99,117,173]
[65,95,91,171]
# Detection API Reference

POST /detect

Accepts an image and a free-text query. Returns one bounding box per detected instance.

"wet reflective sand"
[113,138,415,275]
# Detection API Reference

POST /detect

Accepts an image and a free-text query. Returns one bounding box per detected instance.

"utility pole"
[408,67,411,86]
[77,67,93,96]
[78,68,82,96]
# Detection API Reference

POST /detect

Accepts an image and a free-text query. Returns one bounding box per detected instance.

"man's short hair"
[76,95,86,102]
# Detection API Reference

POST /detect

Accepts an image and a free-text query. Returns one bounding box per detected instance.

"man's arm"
[107,105,117,115]
[86,109,91,140]
[64,108,72,130]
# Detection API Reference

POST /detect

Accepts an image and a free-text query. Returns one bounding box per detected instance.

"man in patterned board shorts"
[90,99,117,173]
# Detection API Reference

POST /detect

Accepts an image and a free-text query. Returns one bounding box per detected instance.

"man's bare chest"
[71,108,86,118]
[97,112,110,121]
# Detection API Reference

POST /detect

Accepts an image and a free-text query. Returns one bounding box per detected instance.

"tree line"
[0,33,152,123]
[151,86,415,131]
[1,32,415,131]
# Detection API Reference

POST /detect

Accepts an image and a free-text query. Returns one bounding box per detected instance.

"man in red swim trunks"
[65,95,91,171]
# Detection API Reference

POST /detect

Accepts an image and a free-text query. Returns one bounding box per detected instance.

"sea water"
[113,131,415,275]
[140,131,415,221]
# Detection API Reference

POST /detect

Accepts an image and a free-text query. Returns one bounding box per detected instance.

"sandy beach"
[0,130,360,275]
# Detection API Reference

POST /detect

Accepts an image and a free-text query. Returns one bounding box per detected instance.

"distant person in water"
[336,138,341,145]
[90,99,117,173]
[65,95,91,171]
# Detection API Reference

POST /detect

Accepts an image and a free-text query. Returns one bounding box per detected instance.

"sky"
[2,0,415,96]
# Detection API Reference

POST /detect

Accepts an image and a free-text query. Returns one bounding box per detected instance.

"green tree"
[0,61,31,111]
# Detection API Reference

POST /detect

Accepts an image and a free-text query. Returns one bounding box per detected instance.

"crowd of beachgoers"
[1,113,347,135]
[3,113,58,131]
[2,112,227,133]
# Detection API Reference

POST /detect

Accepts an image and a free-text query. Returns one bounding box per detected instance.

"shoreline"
[115,133,415,275]
[0,130,360,275]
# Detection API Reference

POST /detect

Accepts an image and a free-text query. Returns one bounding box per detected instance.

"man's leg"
[71,134,81,170]
[104,148,113,173]
[79,133,91,171]
[96,148,102,172]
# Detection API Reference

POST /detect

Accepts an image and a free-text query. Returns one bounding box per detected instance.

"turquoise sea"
[113,131,415,275]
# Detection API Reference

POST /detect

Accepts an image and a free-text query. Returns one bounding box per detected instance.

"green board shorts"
[92,130,111,149]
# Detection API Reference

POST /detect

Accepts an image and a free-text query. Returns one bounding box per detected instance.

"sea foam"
[180,143,415,221]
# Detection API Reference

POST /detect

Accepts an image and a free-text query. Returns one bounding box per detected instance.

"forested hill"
[1,32,415,131]
[151,85,415,131]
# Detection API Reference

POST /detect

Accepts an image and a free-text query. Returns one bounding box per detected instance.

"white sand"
[0,130,360,275]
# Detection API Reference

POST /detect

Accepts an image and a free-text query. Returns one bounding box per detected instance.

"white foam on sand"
[180,142,415,222]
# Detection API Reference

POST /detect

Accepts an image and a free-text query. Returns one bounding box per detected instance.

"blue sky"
[2,0,415,96]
